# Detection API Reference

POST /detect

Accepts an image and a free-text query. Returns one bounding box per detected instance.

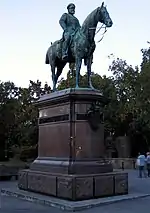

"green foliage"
[0,80,51,161]
[20,145,38,162]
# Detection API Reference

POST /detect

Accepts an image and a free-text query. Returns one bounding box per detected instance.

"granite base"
[18,170,128,201]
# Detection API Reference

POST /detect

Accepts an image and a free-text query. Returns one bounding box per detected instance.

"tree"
[0,80,51,160]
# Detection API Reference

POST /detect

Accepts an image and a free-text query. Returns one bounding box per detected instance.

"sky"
[0,0,150,88]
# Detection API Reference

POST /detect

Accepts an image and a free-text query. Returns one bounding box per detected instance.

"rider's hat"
[67,3,75,9]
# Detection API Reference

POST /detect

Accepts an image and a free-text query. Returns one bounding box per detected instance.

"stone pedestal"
[18,88,128,200]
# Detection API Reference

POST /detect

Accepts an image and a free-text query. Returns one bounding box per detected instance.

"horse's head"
[98,2,113,27]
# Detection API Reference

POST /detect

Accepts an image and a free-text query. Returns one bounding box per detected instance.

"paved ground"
[1,170,150,213]
[1,196,150,213]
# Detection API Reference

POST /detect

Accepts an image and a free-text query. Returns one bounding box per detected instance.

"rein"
[89,24,107,43]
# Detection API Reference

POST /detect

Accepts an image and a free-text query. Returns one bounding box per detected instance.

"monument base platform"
[18,170,128,201]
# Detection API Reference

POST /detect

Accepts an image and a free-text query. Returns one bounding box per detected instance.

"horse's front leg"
[50,64,56,91]
[75,58,82,88]
[53,77,57,91]
[87,57,95,89]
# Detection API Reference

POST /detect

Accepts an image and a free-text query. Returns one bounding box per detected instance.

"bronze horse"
[45,2,113,91]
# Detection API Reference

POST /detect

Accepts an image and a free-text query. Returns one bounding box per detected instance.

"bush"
[20,145,38,162]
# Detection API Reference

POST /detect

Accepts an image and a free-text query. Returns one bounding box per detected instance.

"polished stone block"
[114,173,128,195]
[75,176,93,200]
[57,176,73,199]
[18,170,28,190]
[94,174,114,197]
[27,171,57,196]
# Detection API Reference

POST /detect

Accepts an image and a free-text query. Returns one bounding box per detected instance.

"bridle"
[96,24,107,43]
[89,24,107,43]
[88,5,109,43]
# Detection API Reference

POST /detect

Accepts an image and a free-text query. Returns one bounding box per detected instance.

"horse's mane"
[81,7,100,29]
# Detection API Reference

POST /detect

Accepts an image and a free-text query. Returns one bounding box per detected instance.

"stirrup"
[62,55,68,60]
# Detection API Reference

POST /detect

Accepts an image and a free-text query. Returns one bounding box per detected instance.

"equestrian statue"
[45,2,113,91]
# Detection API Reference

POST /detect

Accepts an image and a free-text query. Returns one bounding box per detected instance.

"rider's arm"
[59,13,67,31]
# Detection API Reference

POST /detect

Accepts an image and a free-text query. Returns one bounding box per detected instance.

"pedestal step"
[30,158,113,174]
[18,170,128,201]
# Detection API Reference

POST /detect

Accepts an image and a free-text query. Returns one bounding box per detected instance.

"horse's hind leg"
[55,62,66,86]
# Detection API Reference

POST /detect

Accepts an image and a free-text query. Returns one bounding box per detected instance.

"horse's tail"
[45,51,49,64]
[84,58,87,66]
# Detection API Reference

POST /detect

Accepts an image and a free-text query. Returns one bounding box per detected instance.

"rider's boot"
[62,40,68,61]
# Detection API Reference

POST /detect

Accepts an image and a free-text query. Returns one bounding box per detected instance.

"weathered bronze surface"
[45,3,113,91]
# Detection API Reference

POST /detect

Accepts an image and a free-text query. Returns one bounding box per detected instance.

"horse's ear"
[102,2,104,7]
